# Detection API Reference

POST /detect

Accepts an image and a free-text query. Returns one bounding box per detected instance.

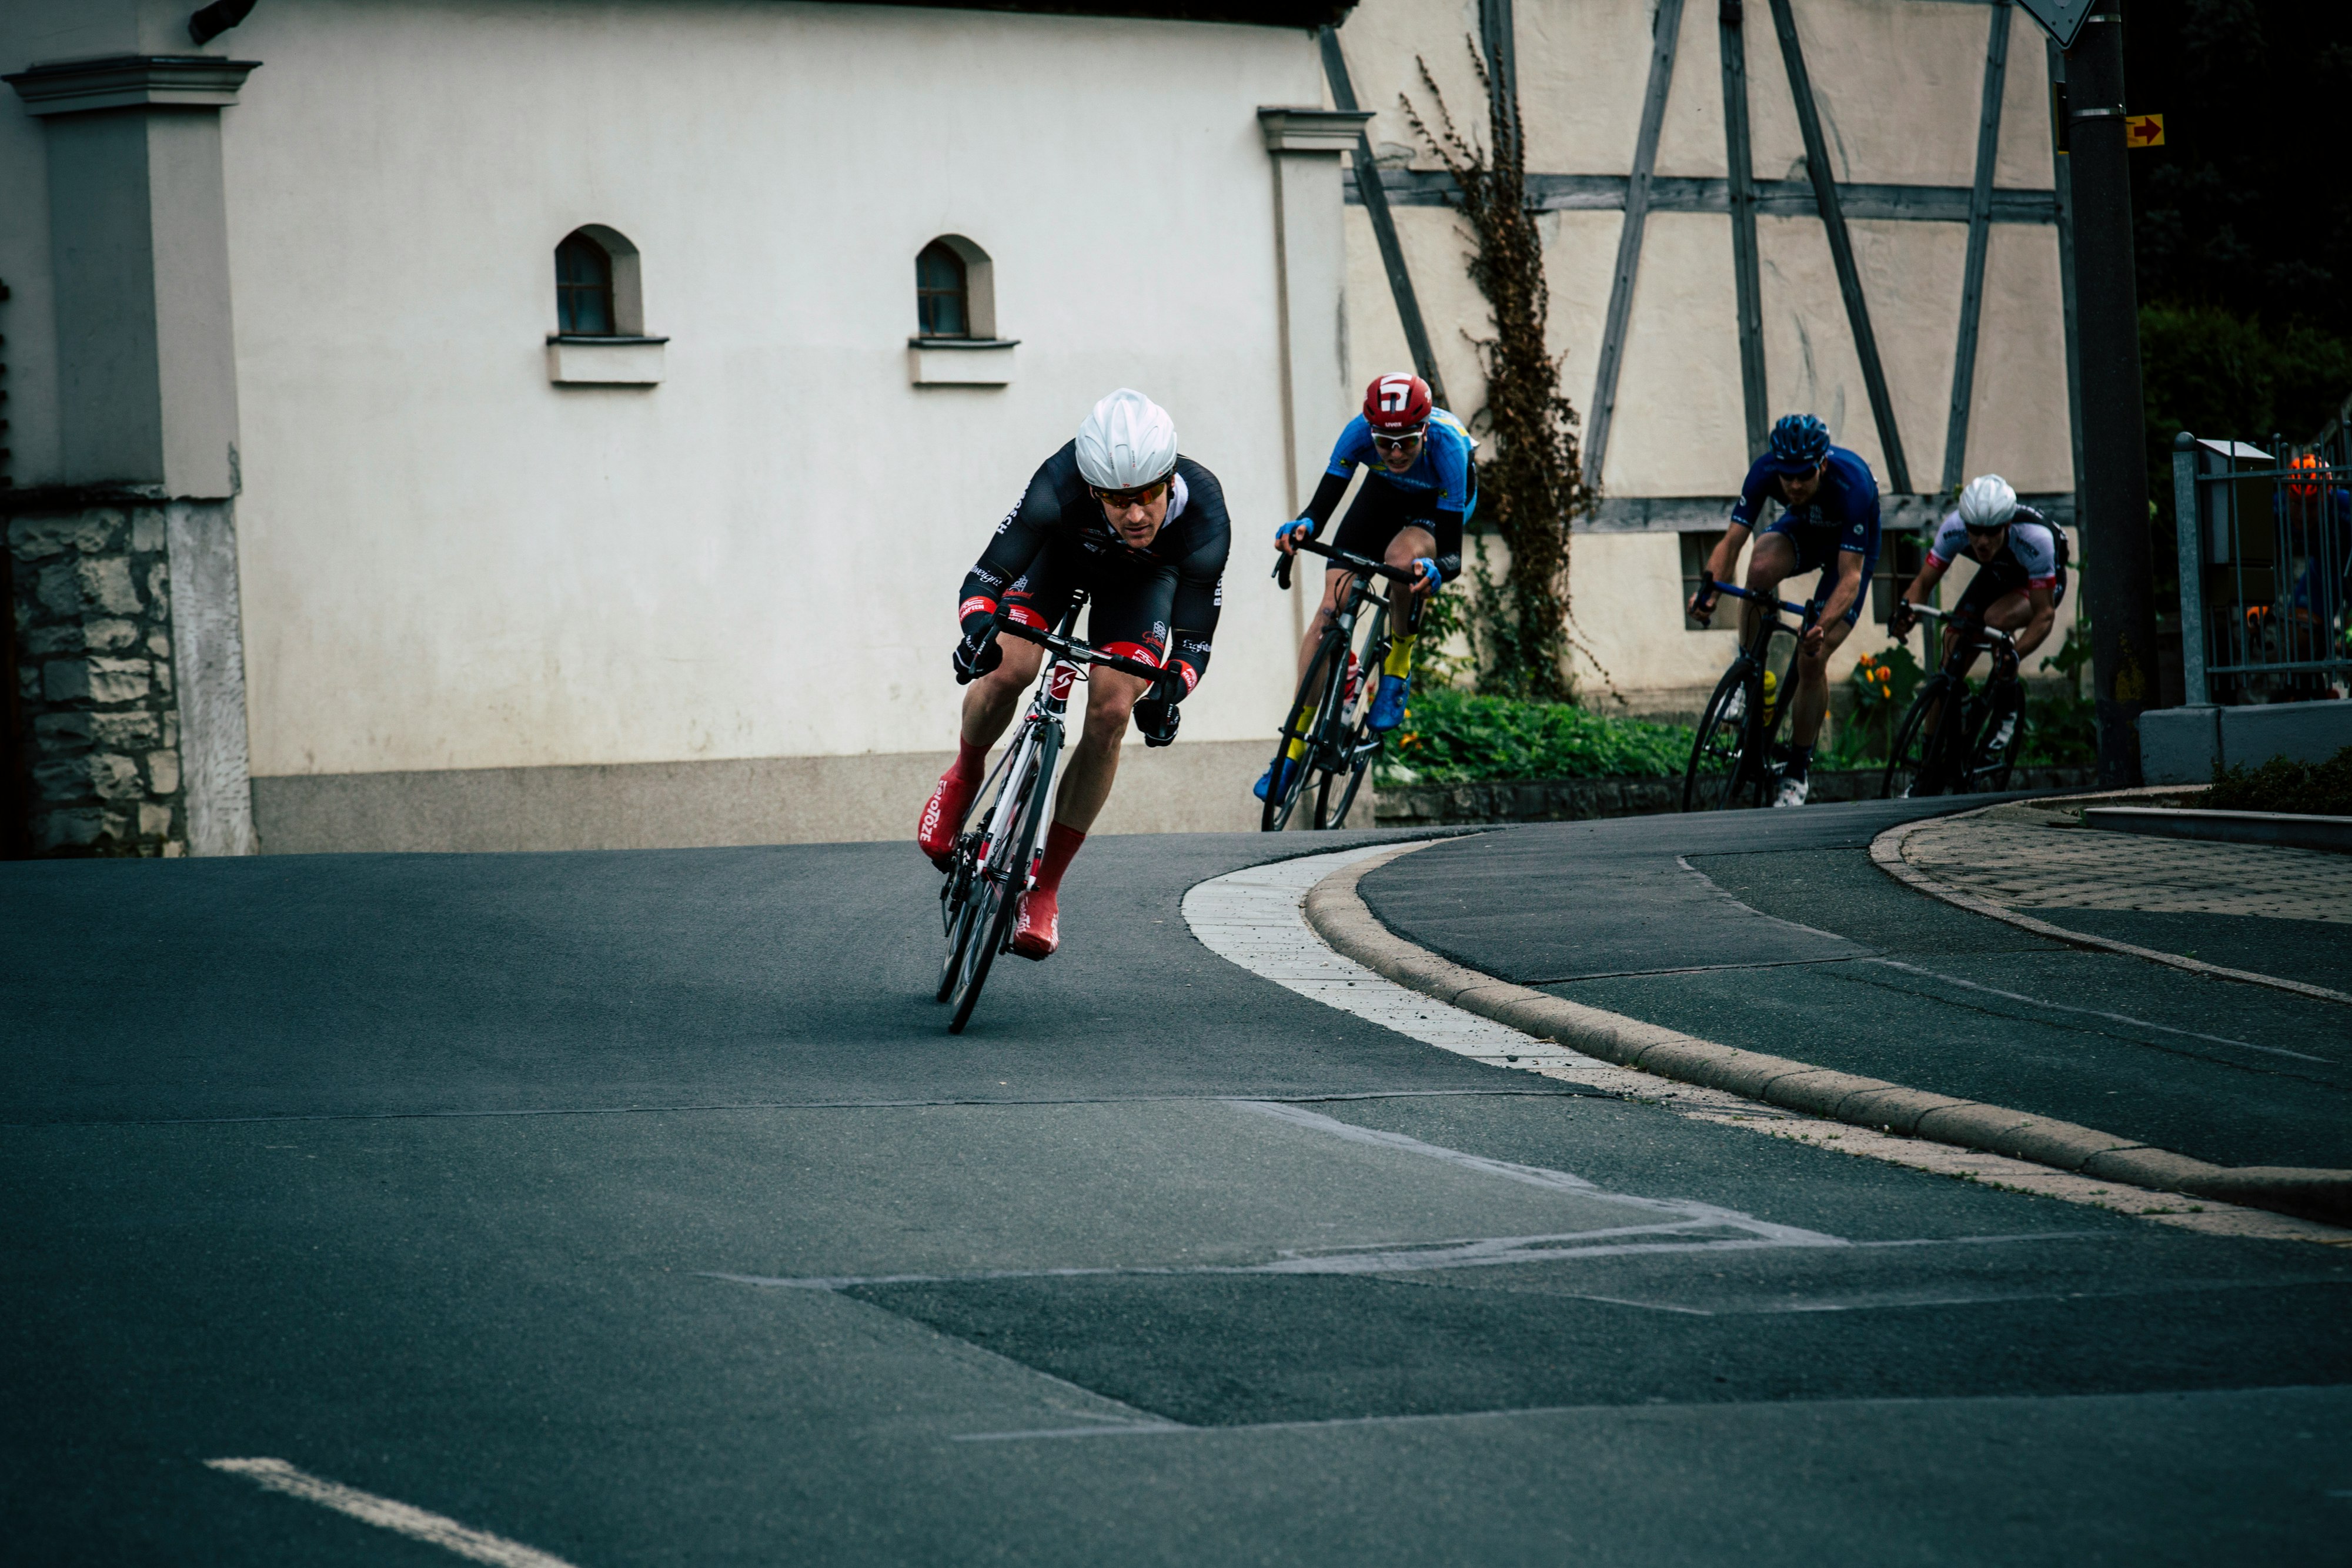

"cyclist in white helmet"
[1889,473,2069,757]
[916,389,1232,961]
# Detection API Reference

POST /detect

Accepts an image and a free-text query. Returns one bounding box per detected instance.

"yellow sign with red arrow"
[2126,113,2165,148]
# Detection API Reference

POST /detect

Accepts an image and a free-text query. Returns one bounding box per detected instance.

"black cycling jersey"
[957,442,1231,697]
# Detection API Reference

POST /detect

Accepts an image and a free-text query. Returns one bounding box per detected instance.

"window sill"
[908,337,1018,387]
[547,335,668,386]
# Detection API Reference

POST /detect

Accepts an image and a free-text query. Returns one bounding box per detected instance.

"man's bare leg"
[1014,667,1148,959]
[1788,615,1853,748]
[1742,532,1798,646]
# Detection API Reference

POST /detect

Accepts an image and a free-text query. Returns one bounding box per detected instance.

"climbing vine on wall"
[1402,39,1602,702]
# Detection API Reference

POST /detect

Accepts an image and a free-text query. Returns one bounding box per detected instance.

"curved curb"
[1870,808,2352,1007]
[1305,845,2352,1229]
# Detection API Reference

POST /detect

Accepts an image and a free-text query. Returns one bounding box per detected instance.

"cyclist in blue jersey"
[1686,413,1881,807]
[1262,372,1472,800]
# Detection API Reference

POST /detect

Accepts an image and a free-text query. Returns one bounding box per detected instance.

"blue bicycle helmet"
[1766,413,1833,473]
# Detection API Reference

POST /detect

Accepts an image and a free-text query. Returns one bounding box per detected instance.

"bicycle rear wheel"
[1261,628,1348,832]
[1683,663,1762,811]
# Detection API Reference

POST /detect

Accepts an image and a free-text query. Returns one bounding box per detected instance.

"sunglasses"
[1963,523,2007,536]
[1091,480,1168,509]
[1371,428,1426,452]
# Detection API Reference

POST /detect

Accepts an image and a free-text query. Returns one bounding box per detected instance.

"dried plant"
[1402,39,1603,701]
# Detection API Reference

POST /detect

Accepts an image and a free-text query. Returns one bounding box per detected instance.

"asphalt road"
[1360,803,2352,1171]
[5,824,2349,1565]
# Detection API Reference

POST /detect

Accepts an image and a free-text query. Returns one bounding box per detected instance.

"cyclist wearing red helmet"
[1263,372,1474,801]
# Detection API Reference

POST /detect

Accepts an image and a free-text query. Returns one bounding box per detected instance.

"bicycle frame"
[1880,603,2020,798]
[1264,537,1418,830]
[1682,572,1821,811]
[937,594,1170,1031]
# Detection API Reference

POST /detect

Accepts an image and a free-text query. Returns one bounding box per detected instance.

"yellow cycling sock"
[1284,700,1312,761]
[1382,634,1418,681]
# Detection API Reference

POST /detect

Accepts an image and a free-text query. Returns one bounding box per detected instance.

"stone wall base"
[250,738,1294,854]
[1375,765,2099,827]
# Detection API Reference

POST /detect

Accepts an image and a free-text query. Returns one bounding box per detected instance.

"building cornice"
[5,55,260,117]
[1257,108,1371,155]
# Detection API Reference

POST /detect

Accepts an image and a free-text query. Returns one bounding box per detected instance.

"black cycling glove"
[952,630,1002,685]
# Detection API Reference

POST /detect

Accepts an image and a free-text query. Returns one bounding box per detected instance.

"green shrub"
[1384,687,1693,784]
[2203,743,2352,816]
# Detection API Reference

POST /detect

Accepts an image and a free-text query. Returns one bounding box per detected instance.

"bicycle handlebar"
[990,613,1173,686]
[1896,601,2016,647]
[1692,569,1818,623]
[1274,534,1421,593]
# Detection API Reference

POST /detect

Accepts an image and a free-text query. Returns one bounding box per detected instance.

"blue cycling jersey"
[1729,444,1882,560]
[1325,409,1476,516]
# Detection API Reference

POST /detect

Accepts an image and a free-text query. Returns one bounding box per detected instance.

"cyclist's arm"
[957,474,1057,638]
[1164,480,1235,700]
[1813,547,1867,630]
[2013,583,2057,660]
[1900,553,1949,607]
[1700,521,1752,593]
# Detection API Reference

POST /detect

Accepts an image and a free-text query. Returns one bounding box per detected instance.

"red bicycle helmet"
[1364,372,1433,433]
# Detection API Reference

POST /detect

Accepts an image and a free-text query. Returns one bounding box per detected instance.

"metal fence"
[2171,422,2352,706]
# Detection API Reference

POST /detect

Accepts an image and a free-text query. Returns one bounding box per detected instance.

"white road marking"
[1184,846,2351,1246]
[1859,957,2337,1064]
[205,1459,577,1568]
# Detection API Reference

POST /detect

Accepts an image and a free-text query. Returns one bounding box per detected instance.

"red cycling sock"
[1033,822,1086,895]
[950,738,986,781]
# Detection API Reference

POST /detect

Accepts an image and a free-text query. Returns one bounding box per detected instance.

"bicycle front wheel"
[1315,611,1389,830]
[1684,663,1760,811]
[948,724,1058,1034]
[1882,680,1956,799]
[1262,627,1349,832]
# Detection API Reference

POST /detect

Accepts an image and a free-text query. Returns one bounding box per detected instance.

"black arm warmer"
[1298,469,1352,532]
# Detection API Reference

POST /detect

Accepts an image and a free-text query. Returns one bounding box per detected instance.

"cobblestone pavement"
[1900,802,2352,923]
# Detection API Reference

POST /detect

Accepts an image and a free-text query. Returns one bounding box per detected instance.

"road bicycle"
[1262,537,1418,831]
[1880,603,2023,798]
[1682,571,1822,811]
[935,596,1170,1034]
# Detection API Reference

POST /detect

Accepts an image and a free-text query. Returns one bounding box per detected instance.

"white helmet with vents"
[1075,389,1179,490]
[1957,473,2019,530]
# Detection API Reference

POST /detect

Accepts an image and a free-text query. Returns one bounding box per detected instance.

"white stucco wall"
[207,0,1319,778]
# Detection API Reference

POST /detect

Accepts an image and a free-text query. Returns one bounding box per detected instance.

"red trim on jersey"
[1169,660,1200,693]
[2026,574,2059,590]
[1100,640,1164,668]
[958,596,997,621]
[1005,604,1050,631]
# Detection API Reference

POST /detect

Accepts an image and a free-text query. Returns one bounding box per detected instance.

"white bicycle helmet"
[1957,473,2019,530]
[1075,389,1179,489]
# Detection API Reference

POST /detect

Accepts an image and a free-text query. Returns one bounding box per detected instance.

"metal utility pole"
[2060,8,2159,784]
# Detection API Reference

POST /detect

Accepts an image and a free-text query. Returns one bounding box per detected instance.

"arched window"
[555,232,614,336]
[916,240,968,338]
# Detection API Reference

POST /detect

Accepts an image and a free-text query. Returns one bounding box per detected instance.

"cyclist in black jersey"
[1889,473,2067,757]
[916,389,1231,960]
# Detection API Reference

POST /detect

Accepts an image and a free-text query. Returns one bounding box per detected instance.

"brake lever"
[1274,552,1294,591]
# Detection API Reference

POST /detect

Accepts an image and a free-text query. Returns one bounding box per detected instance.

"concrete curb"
[1305,843,2352,1228]
[2083,804,2352,854]
[1868,808,2352,1007]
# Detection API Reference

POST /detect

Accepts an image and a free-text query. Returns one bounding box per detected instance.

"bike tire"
[936,851,978,1002]
[1315,611,1389,830]
[948,727,1056,1034]
[1970,684,2023,793]
[1882,680,1954,799]
[1261,628,1349,832]
[1683,663,1759,811]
